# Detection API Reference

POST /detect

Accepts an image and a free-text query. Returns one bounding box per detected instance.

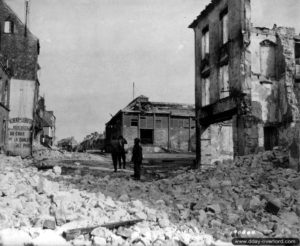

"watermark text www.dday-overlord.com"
[232,238,300,245]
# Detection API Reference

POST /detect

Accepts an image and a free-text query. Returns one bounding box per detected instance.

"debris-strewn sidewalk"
[0,147,299,246]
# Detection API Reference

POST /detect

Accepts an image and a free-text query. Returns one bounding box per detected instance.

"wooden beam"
[63,219,143,241]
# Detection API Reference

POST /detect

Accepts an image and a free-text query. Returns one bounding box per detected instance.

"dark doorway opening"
[264,126,278,151]
[140,129,153,144]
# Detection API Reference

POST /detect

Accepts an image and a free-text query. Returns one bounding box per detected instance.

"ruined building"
[189,0,300,171]
[0,0,40,157]
[106,95,196,152]
[35,97,56,146]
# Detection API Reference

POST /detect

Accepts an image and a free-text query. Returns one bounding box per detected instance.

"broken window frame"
[219,64,230,99]
[130,119,138,127]
[201,26,209,60]
[220,8,229,45]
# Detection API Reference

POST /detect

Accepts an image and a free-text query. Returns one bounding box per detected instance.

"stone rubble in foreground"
[0,148,299,246]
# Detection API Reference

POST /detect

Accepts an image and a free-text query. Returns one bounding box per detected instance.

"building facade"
[0,0,40,157]
[106,95,196,152]
[190,0,300,170]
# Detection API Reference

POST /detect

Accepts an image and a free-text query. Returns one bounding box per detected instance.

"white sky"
[5,0,300,142]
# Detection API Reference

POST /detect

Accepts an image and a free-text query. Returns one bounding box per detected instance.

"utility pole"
[24,0,30,37]
[133,82,135,99]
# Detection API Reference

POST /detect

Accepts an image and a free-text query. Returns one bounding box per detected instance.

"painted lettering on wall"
[8,117,32,151]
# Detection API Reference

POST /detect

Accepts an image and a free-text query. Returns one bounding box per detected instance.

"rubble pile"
[0,155,218,246]
[32,142,107,163]
[0,148,299,246]
[32,142,65,160]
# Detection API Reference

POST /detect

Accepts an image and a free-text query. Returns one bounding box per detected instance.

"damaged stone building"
[106,95,196,151]
[189,0,300,171]
[0,0,40,157]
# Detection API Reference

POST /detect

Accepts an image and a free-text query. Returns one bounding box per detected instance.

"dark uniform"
[118,136,127,169]
[110,137,119,172]
[131,138,143,180]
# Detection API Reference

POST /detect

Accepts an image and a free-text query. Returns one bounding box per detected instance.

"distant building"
[79,132,105,152]
[35,97,56,146]
[57,137,78,152]
[189,0,300,170]
[41,111,56,146]
[105,95,196,152]
[0,0,40,157]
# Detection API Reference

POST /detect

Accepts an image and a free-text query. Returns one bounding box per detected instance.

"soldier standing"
[110,136,119,172]
[118,135,128,169]
[131,138,143,180]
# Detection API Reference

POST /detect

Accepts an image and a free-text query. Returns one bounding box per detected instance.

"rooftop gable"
[0,0,38,41]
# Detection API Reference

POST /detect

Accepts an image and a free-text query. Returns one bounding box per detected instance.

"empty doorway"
[140,129,153,144]
[264,126,278,151]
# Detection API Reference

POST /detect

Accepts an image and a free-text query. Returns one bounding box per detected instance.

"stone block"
[135,211,147,220]
[55,208,66,226]
[291,177,300,190]
[53,166,62,175]
[93,236,106,246]
[43,218,56,230]
[264,197,281,215]
[227,213,239,224]
[116,227,133,238]
[198,209,207,225]
[91,227,112,238]
[158,218,169,228]
[249,196,261,210]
